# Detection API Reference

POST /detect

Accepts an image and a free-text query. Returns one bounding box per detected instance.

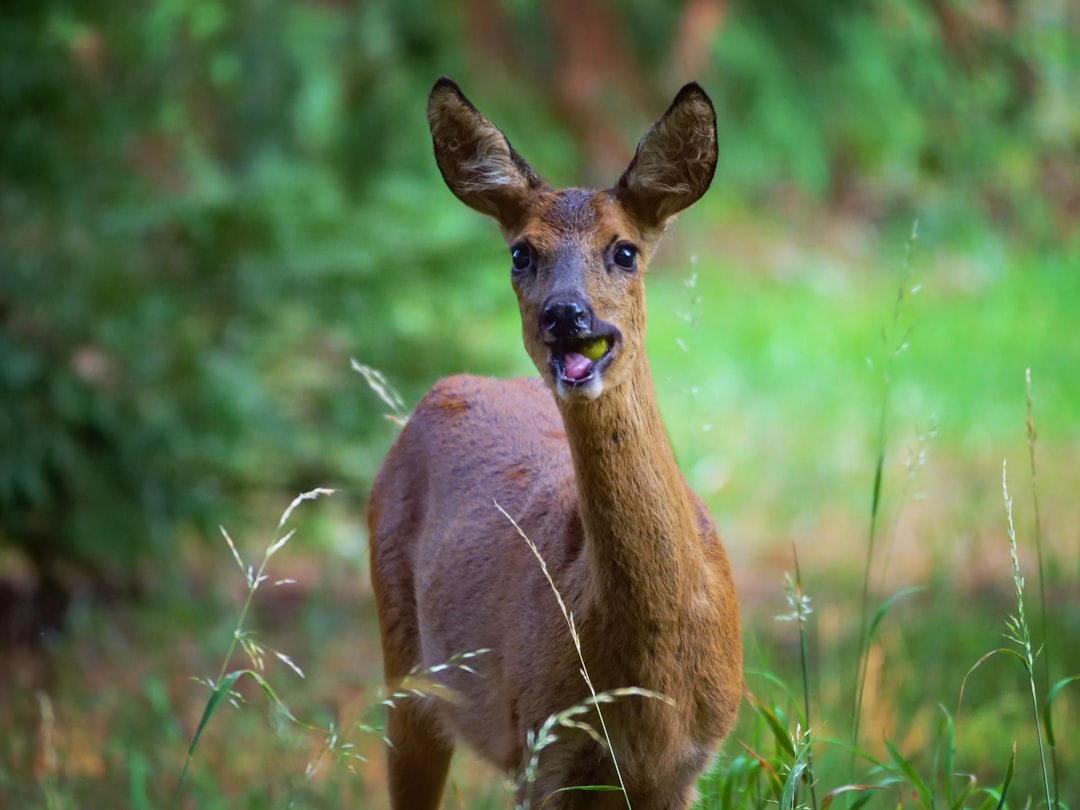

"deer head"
[427,78,717,402]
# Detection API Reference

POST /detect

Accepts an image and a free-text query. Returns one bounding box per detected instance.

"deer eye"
[612,243,637,271]
[510,243,534,273]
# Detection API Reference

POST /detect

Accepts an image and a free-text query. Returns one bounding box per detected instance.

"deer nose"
[540,299,592,339]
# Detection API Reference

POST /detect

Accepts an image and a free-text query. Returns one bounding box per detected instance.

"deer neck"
[557,356,701,616]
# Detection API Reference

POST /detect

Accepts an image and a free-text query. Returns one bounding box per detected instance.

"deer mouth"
[548,331,618,387]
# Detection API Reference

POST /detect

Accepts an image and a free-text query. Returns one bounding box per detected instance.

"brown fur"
[368,78,741,809]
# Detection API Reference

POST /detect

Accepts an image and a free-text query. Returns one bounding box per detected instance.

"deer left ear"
[614,83,718,231]
[427,77,546,232]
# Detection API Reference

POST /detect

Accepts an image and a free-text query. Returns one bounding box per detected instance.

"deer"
[367,77,742,809]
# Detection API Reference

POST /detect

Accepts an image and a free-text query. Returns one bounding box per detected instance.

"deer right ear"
[614,83,718,233]
[427,78,545,231]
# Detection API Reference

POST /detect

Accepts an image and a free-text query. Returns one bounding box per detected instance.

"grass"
[174,487,338,805]
[495,500,673,808]
[1,219,1078,807]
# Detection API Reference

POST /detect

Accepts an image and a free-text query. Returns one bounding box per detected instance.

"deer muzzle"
[540,297,619,388]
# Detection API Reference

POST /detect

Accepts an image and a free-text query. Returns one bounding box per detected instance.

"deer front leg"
[385,700,454,810]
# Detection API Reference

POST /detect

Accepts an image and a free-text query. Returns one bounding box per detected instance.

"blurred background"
[1,0,1078,807]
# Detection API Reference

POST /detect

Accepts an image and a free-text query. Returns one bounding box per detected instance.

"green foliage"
[0,0,498,583]
[704,0,1078,239]
[2,0,1076,603]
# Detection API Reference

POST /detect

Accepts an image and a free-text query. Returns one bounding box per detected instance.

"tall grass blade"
[173,669,242,805]
[884,739,932,805]
[714,753,765,808]
[779,758,808,810]
[852,440,885,748]
[496,500,647,810]
[352,359,409,426]
[867,586,924,641]
[783,547,818,810]
[820,785,885,810]
[1043,675,1080,748]
[745,691,797,759]
[937,705,956,807]
[994,743,1016,810]
[853,220,919,750]
[277,487,335,531]
[845,795,878,810]
[736,740,783,796]
[547,785,622,799]
[958,647,1028,718]
[1025,368,1057,806]
[188,671,243,754]
[174,488,333,807]
[1002,460,1054,809]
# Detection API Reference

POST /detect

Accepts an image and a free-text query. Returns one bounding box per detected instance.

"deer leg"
[372,538,453,808]
[385,700,453,810]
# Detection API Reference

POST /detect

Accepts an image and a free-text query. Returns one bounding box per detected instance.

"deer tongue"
[562,351,592,381]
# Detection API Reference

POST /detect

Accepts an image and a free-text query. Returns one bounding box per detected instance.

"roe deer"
[368,78,741,809]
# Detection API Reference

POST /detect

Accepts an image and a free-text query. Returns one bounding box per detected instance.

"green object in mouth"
[581,337,608,361]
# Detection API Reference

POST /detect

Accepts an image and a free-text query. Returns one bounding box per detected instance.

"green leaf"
[995,744,1016,810]
[173,668,245,804]
[870,447,884,523]
[746,692,797,758]
[820,736,886,770]
[937,704,955,807]
[869,586,925,641]
[1043,674,1080,747]
[723,753,764,804]
[958,648,1030,715]
[186,669,242,757]
[242,670,304,726]
[745,669,799,703]
[736,740,783,797]
[848,794,879,810]
[885,739,932,804]
[779,759,808,810]
[820,785,885,810]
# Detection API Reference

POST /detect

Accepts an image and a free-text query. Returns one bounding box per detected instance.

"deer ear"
[614,83,718,231]
[427,77,545,231]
